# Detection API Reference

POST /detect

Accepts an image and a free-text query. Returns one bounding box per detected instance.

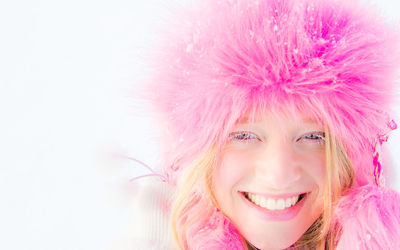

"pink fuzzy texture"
[187,208,244,250]
[147,0,400,186]
[334,185,400,249]
[143,0,400,248]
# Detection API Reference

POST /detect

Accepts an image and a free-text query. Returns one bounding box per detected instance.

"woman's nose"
[254,141,302,190]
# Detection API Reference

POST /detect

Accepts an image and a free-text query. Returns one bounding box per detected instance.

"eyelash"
[228,131,325,143]
[228,131,259,142]
[299,132,326,146]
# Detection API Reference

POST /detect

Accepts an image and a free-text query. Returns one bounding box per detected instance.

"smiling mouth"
[243,192,307,211]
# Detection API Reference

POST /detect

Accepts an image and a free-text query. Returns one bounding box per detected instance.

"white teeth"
[266,198,276,210]
[285,197,292,208]
[260,197,267,207]
[246,193,302,210]
[276,199,285,210]
[291,196,299,206]
[253,194,260,205]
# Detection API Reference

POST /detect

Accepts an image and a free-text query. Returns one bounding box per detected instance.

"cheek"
[214,151,251,194]
[301,151,326,187]
[301,152,326,215]
[313,157,326,188]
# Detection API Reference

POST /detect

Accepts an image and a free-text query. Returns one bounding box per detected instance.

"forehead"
[236,110,322,127]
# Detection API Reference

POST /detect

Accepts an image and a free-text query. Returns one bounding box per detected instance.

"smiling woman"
[214,113,327,249]
[140,0,400,249]
[169,108,355,249]
[212,112,352,249]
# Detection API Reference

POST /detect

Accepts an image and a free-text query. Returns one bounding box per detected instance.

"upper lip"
[240,191,308,199]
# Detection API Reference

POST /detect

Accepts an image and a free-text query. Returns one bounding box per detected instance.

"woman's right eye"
[228,131,259,142]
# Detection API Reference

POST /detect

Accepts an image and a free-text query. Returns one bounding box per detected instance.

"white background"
[1,0,400,249]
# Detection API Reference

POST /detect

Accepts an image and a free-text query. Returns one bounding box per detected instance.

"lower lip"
[239,191,307,221]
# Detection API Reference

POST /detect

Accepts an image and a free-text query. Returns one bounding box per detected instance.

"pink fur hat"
[147,0,400,187]
[144,0,400,248]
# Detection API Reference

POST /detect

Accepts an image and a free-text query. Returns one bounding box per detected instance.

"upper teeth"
[246,192,300,210]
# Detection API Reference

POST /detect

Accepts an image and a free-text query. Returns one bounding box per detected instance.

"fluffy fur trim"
[334,185,400,249]
[145,0,400,186]
[187,209,244,250]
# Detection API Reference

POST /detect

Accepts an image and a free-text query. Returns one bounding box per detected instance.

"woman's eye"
[301,132,325,143]
[229,131,259,142]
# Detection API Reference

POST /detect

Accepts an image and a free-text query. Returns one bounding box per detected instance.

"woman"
[139,0,400,249]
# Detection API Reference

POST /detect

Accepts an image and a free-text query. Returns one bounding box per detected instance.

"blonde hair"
[292,127,354,249]
[170,146,223,249]
[170,126,354,250]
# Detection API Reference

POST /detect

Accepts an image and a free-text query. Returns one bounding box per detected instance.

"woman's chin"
[247,241,294,250]
[245,233,299,250]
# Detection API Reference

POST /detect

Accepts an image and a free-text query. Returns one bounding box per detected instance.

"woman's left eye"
[301,132,325,142]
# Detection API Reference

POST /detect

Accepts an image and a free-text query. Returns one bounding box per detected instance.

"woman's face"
[212,112,326,250]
